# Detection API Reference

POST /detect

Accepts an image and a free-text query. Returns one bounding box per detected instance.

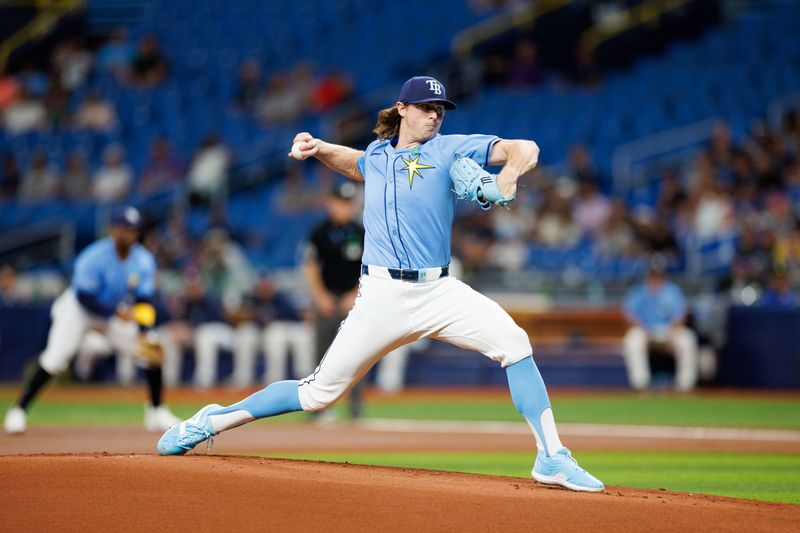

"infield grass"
[2,387,798,429]
[270,450,800,505]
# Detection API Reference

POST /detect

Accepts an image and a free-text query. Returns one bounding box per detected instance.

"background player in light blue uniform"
[158,76,603,492]
[4,206,180,434]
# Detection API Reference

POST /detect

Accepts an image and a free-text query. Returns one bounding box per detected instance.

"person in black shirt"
[304,182,365,418]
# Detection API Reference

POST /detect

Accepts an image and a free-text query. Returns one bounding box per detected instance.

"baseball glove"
[135,334,164,366]
[449,155,515,209]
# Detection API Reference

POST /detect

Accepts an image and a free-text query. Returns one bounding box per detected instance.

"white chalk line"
[356,419,800,442]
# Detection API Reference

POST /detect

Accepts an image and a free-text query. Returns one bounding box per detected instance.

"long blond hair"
[373,106,401,140]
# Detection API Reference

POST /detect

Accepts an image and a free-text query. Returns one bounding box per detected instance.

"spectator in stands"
[149,210,194,270]
[187,134,231,203]
[61,151,91,200]
[0,68,20,111]
[229,275,313,389]
[52,38,93,92]
[2,87,46,134]
[655,168,686,219]
[595,198,637,258]
[310,69,353,113]
[622,256,698,391]
[0,152,21,199]
[92,144,133,203]
[567,144,601,184]
[96,27,134,81]
[234,59,263,112]
[566,41,602,87]
[506,39,544,88]
[196,228,256,312]
[759,269,798,308]
[0,264,19,307]
[16,61,49,99]
[20,151,59,203]
[574,178,610,237]
[138,137,184,196]
[690,171,734,240]
[256,65,311,124]
[44,84,70,129]
[130,34,169,87]
[535,179,582,248]
[773,217,800,283]
[73,91,118,133]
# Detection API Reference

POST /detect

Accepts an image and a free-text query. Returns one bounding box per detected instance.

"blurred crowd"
[451,111,800,307]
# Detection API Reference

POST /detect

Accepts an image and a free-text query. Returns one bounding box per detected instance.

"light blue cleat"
[532,448,605,492]
[157,404,222,456]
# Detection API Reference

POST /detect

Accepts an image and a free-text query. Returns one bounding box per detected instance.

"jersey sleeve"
[72,249,102,295]
[356,140,380,178]
[438,134,500,169]
[135,250,157,300]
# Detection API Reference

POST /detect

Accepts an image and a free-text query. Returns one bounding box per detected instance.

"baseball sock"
[206,380,302,433]
[144,366,163,407]
[18,365,53,411]
[506,355,564,457]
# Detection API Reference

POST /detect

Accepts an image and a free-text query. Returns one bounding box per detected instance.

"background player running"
[4,206,180,434]
[158,76,604,492]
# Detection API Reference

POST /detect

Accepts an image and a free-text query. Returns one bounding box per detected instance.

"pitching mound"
[1,454,797,532]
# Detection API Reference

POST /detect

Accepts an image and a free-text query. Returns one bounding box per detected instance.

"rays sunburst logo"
[400,154,434,189]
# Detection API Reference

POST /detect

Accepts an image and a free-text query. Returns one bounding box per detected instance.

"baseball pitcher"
[158,76,603,492]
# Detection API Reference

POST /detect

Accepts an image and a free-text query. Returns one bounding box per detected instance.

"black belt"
[361,265,449,282]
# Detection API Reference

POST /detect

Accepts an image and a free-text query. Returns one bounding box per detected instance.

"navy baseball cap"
[110,206,142,228]
[398,76,456,110]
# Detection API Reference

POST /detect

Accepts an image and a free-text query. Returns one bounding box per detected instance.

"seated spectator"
[230,276,313,388]
[234,59,262,112]
[187,134,230,202]
[0,264,20,307]
[310,69,353,113]
[96,27,134,80]
[52,38,93,92]
[622,256,698,391]
[2,87,46,134]
[73,91,118,132]
[0,69,20,110]
[759,269,798,308]
[44,84,70,129]
[16,61,49,98]
[257,66,311,124]
[0,152,21,199]
[20,151,59,203]
[130,34,169,87]
[535,180,582,248]
[138,137,184,196]
[506,39,544,88]
[92,144,133,202]
[61,151,91,200]
[196,227,256,310]
[596,199,637,257]
[574,178,610,237]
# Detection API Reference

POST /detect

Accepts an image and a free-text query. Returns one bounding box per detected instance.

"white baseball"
[291,142,304,159]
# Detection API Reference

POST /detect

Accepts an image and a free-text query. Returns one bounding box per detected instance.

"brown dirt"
[0,454,797,533]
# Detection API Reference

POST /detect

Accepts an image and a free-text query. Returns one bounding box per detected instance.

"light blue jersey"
[71,238,156,313]
[623,281,686,332]
[356,134,499,269]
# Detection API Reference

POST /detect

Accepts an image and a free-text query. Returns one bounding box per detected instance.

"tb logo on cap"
[426,79,442,95]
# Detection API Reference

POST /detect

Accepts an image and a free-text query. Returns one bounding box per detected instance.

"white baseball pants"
[623,325,699,391]
[40,289,138,376]
[297,267,531,411]
[231,321,315,388]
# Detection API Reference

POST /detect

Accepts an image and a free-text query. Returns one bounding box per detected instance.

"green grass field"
[2,386,799,504]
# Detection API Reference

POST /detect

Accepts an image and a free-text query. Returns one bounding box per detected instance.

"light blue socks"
[506,356,564,456]
[206,380,302,433]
